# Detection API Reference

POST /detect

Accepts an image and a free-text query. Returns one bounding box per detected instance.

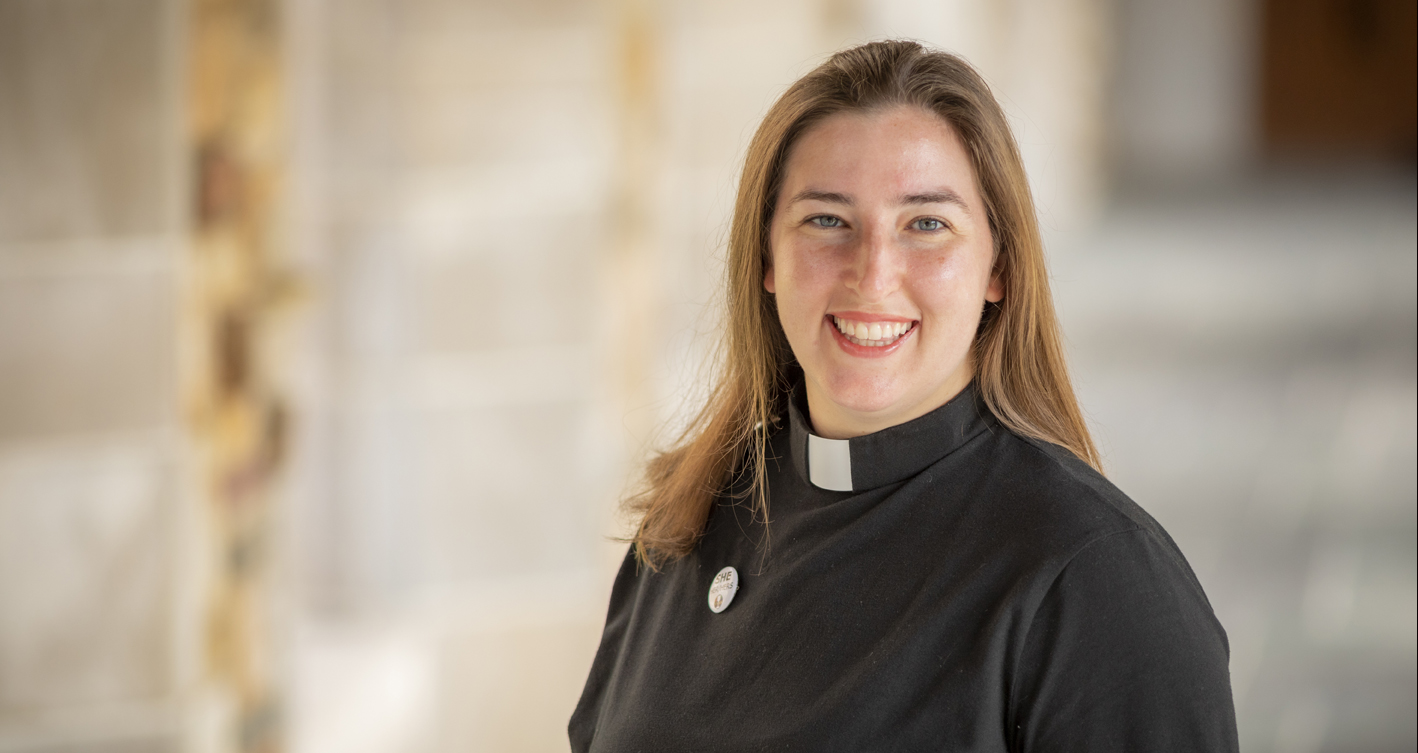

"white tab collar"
[807,433,853,492]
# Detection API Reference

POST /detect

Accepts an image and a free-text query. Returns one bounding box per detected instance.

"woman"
[571,41,1238,751]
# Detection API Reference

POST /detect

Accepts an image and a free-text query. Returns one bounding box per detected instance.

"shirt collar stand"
[787,380,994,492]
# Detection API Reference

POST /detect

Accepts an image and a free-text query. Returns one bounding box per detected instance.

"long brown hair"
[627,40,1099,569]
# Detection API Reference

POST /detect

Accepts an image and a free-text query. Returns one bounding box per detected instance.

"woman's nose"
[847,226,903,301]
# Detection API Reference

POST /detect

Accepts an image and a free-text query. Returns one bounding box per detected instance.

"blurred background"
[0,0,1413,751]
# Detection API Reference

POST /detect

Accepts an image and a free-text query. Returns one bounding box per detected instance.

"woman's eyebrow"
[788,189,854,206]
[787,188,971,214]
[900,190,971,213]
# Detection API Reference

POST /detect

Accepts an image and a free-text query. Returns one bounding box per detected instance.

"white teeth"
[831,316,913,347]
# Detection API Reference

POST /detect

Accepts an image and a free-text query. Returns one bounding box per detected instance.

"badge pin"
[708,566,739,614]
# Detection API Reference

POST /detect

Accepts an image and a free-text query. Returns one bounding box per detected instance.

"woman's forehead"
[779,106,981,206]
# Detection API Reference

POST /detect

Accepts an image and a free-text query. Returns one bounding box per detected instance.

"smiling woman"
[571,41,1239,751]
[766,105,1003,438]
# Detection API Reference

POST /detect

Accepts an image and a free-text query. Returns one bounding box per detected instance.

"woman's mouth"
[830,315,917,348]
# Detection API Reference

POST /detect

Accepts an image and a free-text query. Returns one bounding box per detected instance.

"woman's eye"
[808,215,844,228]
[912,218,946,232]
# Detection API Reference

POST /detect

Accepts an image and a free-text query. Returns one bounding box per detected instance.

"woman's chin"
[815,378,913,420]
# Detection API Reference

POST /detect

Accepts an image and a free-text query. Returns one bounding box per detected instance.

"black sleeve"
[1009,528,1239,753]
[568,547,638,752]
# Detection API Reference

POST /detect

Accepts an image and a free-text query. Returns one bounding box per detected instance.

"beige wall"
[0,1,187,751]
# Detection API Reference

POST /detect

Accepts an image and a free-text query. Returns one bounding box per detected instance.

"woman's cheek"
[794,241,846,280]
[906,253,963,294]
[910,258,987,330]
[916,241,990,292]
[783,248,839,308]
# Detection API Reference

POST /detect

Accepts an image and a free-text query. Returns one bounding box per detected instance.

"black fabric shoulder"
[1004,431,1218,613]
[568,546,639,749]
[1008,527,1239,752]
[1012,432,1159,532]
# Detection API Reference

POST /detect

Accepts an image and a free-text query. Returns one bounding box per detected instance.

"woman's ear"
[764,266,776,294]
[986,256,1009,303]
[986,272,1009,304]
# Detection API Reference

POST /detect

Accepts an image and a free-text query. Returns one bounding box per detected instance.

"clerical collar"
[786,381,995,492]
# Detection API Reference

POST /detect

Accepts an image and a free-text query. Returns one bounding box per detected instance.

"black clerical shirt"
[570,384,1239,752]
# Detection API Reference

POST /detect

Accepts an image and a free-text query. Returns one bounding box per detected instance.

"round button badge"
[708,566,739,613]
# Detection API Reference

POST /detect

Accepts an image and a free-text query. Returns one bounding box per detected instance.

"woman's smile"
[826,314,918,355]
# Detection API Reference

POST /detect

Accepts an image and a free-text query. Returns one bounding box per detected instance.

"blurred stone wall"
[1,1,298,750]
[0,1,186,751]
[286,1,628,748]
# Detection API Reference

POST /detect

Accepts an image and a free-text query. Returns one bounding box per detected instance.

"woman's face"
[767,105,1002,439]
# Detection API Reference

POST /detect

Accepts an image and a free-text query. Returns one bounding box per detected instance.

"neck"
[804,367,974,439]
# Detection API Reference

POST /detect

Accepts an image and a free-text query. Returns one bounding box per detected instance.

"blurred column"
[288,1,629,749]
[185,0,298,750]
[608,0,665,448]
